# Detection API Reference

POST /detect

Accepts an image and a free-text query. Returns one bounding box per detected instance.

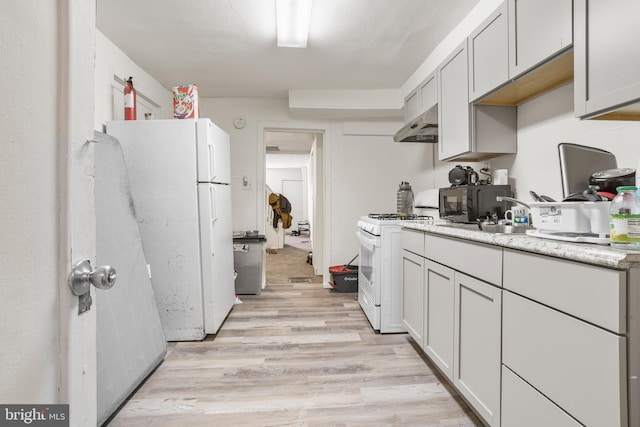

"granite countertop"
[401,222,640,269]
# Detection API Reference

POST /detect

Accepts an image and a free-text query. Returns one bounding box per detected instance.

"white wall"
[266,168,304,196]
[0,0,60,404]
[330,123,436,262]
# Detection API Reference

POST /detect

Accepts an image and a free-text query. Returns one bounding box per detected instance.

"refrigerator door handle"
[210,186,217,220]
[208,140,217,183]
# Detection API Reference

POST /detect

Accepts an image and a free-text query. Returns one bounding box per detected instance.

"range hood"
[393,105,438,143]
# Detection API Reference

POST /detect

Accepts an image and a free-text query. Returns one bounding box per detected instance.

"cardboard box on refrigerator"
[173,84,199,119]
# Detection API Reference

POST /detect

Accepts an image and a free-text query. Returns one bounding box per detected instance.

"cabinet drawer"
[502,366,581,427]
[425,233,502,285]
[401,228,425,256]
[503,249,626,333]
[503,292,627,427]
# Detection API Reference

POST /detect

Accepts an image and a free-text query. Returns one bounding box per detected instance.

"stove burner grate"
[368,213,435,221]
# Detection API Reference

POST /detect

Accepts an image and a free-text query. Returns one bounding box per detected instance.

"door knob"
[68,260,117,296]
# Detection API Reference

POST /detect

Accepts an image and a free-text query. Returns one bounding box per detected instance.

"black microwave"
[439,185,512,223]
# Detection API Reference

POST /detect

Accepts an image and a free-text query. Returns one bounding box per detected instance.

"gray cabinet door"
[419,72,437,114]
[404,89,420,123]
[405,72,437,124]
[438,41,470,161]
[401,250,424,346]
[438,39,516,161]
[508,0,572,78]
[454,272,502,426]
[469,1,509,102]
[423,259,455,380]
[574,0,640,119]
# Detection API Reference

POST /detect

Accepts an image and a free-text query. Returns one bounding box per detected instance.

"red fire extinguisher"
[124,76,137,120]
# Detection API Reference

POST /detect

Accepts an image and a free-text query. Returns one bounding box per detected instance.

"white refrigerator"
[106,118,235,340]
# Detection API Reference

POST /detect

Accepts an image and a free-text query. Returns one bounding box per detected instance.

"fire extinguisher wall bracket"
[124,76,137,120]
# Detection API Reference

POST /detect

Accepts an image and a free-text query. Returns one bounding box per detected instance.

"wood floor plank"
[106,280,482,426]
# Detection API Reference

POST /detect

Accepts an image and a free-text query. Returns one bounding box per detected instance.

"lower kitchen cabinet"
[401,249,424,346]
[401,227,637,427]
[402,231,501,426]
[453,272,502,426]
[502,366,582,427]
[502,248,629,427]
[423,260,455,380]
[502,290,627,427]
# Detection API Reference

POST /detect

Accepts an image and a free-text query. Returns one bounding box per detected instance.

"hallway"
[106,236,480,426]
[265,233,322,285]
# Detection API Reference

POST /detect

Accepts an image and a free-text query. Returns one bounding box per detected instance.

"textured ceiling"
[97,0,480,98]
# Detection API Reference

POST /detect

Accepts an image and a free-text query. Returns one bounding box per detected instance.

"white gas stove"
[356,213,439,333]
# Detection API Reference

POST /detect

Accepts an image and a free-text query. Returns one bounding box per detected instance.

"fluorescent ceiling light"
[276,0,312,48]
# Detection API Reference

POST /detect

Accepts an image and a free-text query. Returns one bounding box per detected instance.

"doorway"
[264,130,323,284]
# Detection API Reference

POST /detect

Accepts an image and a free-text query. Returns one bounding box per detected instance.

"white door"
[197,119,231,184]
[199,183,235,334]
[283,179,304,230]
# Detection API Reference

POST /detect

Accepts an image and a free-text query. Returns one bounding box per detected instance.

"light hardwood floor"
[107,248,482,426]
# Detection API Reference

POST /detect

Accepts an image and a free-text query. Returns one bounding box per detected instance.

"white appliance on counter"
[106,118,235,340]
[356,214,440,333]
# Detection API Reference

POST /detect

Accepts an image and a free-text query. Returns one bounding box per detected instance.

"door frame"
[257,121,332,285]
[58,0,98,424]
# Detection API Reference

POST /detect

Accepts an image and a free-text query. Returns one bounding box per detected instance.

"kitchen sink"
[478,223,532,234]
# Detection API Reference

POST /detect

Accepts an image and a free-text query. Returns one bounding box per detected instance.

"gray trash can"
[233,235,266,295]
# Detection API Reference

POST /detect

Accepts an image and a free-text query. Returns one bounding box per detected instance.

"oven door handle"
[356,230,378,251]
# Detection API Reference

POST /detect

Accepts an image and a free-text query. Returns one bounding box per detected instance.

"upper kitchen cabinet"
[468,2,509,102]
[508,0,572,79]
[438,40,517,161]
[574,0,640,120]
[403,72,437,124]
[404,89,421,124]
[396,72,439,143]
[438,42,469,160]
[476,0,574,106]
